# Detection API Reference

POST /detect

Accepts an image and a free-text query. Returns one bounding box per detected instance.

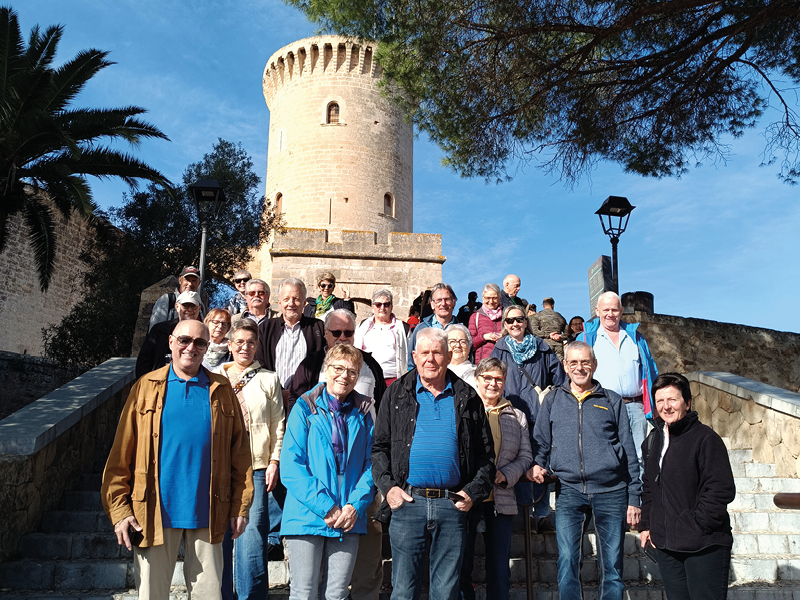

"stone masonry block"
[774,444,797,478]
[782,419,800,457]
[741,399,766,425]
[764,409,784,447]
[711,408,743,439]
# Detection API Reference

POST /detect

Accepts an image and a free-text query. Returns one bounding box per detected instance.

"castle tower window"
[275,193,283,214]
[327,102,340,124]
[384,193,394,217]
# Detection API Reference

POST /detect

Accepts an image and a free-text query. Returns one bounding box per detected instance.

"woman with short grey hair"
[354,289,409,386]
[445,323,478,390]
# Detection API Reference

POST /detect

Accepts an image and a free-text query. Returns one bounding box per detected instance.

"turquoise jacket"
[280,383,376,537]
[578,318,658,420]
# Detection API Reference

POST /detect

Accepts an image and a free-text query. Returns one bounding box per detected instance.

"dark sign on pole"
[588,255,614,317]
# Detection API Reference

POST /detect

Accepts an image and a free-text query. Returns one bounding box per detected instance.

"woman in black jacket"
[639,372,736,600]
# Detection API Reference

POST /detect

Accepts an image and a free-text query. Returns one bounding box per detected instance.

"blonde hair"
[323,343,363,373]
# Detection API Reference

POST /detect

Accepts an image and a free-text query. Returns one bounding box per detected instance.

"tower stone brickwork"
[250,36,444,320]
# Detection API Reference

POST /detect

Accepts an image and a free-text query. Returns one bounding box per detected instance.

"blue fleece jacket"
[533,383,641,505]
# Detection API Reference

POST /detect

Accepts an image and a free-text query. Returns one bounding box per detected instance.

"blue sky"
[18,0,800,333]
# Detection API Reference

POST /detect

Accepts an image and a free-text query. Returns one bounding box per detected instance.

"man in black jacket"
[372,327,495,600]
[286,308,386,414]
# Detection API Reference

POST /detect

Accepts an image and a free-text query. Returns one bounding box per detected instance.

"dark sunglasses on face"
[319,283,334,290]
[373,302,391,309]
[234,278,250,284]
[172,335,209,350]
[328,329,355,338]
[505,316,526,324]
[247,290,267,297]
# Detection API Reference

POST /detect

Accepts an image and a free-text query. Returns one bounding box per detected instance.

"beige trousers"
[133,527,223,600]
[349,492,384,600]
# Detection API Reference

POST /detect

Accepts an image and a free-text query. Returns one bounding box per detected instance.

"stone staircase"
[2,439,800,599]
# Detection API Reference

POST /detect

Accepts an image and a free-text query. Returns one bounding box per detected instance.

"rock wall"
[626,312,800,393]
[0,199,94,356]
[0,352,84,420]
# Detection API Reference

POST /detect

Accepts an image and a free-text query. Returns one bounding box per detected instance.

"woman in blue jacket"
[490,304,566,532]
[280,344,376,600]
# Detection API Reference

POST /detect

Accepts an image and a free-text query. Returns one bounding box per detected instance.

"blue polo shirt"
[407,375,460,489]
[159,366,212,529]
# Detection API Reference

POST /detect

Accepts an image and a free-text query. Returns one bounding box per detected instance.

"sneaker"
[537,516,556,533]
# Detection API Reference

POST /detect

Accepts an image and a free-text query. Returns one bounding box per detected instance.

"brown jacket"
[101,365,254,547]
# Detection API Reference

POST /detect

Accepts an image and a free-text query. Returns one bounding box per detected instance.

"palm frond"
[56,107,170,145]
[25,23,61,73]
[22,195,56,292]
[47,48,112,114]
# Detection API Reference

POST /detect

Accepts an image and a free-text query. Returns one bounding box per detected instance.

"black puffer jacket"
[640,411,735,552]
[371,369,495,523]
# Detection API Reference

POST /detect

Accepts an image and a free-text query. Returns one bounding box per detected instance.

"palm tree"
[0,6,171,291]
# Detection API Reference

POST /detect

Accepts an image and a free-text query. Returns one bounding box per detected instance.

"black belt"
[409,486,459,499]
[623,394,644,404]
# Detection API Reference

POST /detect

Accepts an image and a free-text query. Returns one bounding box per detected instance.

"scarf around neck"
[483,306,502,320]
[506,334,538,365]
[323,387,353,475]
[315,294,336,318]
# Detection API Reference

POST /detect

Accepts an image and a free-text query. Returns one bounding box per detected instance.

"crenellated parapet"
[263,36,381,109]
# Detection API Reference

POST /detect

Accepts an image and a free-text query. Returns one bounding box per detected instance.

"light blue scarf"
[506,334,538,365]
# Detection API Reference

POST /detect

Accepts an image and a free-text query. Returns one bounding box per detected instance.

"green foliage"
[0,6,170,291]
[286,0,800,183]
[42,139,280,367]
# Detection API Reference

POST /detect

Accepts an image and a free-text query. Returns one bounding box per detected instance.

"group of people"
[102,267,736,600]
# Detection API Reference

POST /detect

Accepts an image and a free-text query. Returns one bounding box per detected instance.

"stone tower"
[251,36,444,319]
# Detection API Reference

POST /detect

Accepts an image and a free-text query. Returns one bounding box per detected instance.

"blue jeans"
[625,401,648,475]
[222,469,269,600]
[285,534,359,600]
[459,502,514,600]
[389,495,468,600]
[515,480,551,520]
[554,485,627,600]
[267,483,286,549]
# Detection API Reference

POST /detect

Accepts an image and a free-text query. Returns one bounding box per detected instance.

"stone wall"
[0,197,94,356]
[0,351,84,421]
[0,358,136,562]
[688,372,800,479]
[248,228,445,322]
[626,311,800,394]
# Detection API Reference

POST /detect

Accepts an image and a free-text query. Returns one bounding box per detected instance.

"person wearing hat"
[137,291,203,378]
[148,266,206,331]
[227,269,251,316]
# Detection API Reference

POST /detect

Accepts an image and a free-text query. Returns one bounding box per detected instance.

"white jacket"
[220,361,285,470]
[354,315,408,377]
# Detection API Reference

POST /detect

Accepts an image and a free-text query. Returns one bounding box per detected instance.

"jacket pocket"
[131,477,148,502]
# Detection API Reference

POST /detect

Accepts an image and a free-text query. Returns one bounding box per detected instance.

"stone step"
[735,477,800,494]
[0,559,133,590]
[728,447,754,463]
[60,490,104,512]
[733,533,800,555]
[41,510,112,533]
[730,492,783,511]
[19,532,133,560]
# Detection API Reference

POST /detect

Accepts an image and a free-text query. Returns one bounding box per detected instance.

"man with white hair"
[578,291,658,469]
[231,278,278,327]
[373,327,495,600]
[500,274,528,310]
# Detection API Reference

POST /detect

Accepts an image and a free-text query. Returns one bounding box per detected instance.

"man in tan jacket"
[102,319,253,600]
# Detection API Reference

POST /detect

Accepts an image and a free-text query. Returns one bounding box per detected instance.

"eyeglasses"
[479,375,505,384]
[247,290,267,297]
[504,316,526,324]
[234,278,250,284]
[373,302,391,309]
[328,364,358,379]
[172,335,209,350]
[448,339,469,347]
[432,296,454,305]
[566,360,594,369]
[209,320,230,329]
[231,340,257,349]
[328,329,355,338]
[319,283,334,290]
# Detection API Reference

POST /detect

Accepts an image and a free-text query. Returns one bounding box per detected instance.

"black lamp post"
[189,179,227,296]
[595,195,635,294]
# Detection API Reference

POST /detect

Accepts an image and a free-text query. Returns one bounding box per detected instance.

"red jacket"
[469,307,503,363]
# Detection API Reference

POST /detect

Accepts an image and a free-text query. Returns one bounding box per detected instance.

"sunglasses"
[247,290,267,297]
[172,335,209,350]
[373,302,391,309]
[234,278,250,284]
[319,283,334,290]
[505,316,526,324]
[328,329,355,338]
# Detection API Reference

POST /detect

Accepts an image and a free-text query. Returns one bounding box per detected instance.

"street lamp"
[189,179,227,296]
[595,195,635,294]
